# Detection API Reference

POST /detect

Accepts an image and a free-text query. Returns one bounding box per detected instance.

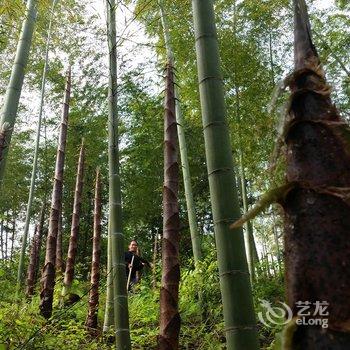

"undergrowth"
[0,254,284,349]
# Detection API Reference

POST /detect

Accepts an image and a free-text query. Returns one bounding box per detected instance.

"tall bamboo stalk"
[62,141,85,300]
[158,61,181,350]
[106,1,131,348]
[238,161,254,283]
[55,214,64,273]
[190,0,259,348]
[158,1,202,266]
[10,216,16,261]
[282,0,350,346]
[26,203,45,297]
[86,168,102,334]
[16,0,58,292]
[0,0,38,186]
[232,0,254,284]
[103,223,114,332]
[0,220,4,259]
[26,225,38,294]
[39,68,71,319]
[152,230,158,290]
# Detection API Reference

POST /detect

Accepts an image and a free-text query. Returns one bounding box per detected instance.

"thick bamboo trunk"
[158,61,181,350]
[190,0,259,348]
[39,68,71,319]
[282,0,350,347]
[17,0,58,290]
[106,1,131,348]
[55,214,64,273]
[26,204,45,297]
[86,169,102,334]
[0,0,38,185]
[158,1,202,266]
[62,141,85,299]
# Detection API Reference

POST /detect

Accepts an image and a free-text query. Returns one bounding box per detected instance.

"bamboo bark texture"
[40,68,71,319]
[62,141,85,299]
[26,204,45,297]
[282,0,350,347]
[158,1,202,266]
[86,169,102,334]
[190,0,259,348]
[0,0,38,185]
[106,1,131,348]
[17,0,58,291]
[158,61,181,350]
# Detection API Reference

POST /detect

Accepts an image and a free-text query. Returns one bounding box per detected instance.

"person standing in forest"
[125,240,151,290]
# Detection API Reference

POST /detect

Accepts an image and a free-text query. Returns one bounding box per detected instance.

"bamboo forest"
[0,0,349,349]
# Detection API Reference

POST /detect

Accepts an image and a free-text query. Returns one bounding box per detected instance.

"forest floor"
[0,254,284,349]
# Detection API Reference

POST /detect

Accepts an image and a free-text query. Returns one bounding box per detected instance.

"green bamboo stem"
[106,1,131,348]
[0,0,38,186]
[158,1,202,266]
[238,155,255,284]
[16,0,58,293]
[103,223,114,332]
[190,0,259,348]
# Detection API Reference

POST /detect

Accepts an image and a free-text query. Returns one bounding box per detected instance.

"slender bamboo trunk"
[238,156,254,283]
[86,168,102,334]
[152,230,158,290]
[62,141,85,300]
[190,1,259,348]
[26,203,45,297]
[158,61,181,350]
[26,225,38,297]
[55,213,64,273]
[0,0,38,186]
[271,210,282,274]
[10,216,16,261]
[34,205,45,287]
[103,224,114,332]
[269,33,275,85]
[39,68,71,319]
[4,214,8,259]
[158,1,202,266]
[248,222,259,264]
[17,0,58,291]
[106,1,131,348]
[282,0,350,346]
[0,219,4,259]
[232,0,254,285]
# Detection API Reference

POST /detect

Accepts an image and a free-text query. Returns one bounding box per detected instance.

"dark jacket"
[125,251,150,279]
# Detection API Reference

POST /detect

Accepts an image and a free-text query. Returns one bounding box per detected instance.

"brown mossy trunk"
[39,68,71,319]
[158,61,181,350]
[281,1,350,347]
[85,169,102,335]
[63,141,85,296]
